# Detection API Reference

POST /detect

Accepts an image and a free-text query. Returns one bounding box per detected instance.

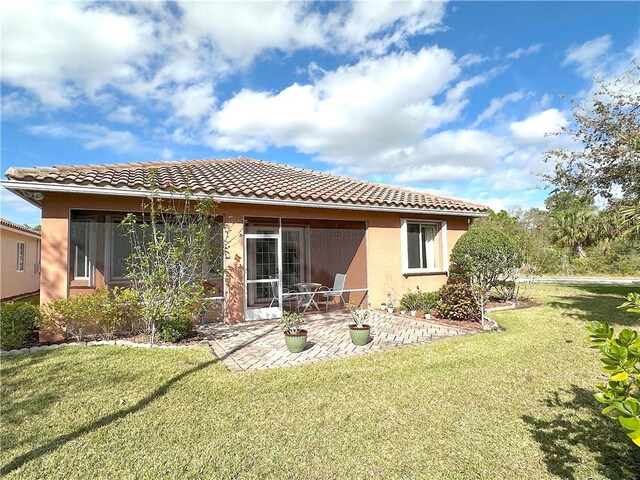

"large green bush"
[0,302,40,350]
[450,226,524,323]
[451,226,524,284]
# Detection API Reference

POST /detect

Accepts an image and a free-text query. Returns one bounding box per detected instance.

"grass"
[2,284,640,479]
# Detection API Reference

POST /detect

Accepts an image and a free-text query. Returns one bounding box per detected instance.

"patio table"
[295,282,322,312]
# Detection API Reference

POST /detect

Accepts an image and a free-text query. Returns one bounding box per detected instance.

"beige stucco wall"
[1,227,40,300]
[39,192,472,322]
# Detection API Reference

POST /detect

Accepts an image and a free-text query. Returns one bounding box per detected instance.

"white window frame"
[16,242,25,272]
[400,219,448,274]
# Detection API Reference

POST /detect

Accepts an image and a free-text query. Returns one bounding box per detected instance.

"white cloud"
[106,105,143,124]
[0,1,156,107]
[473,91,526,126]
[509,108,568,146]
[389,130,509,182]
[168,83,217,123]
[208,47,466,161]
[1,92,39,119]
[506,44,542,60]
[563,35,613,77]
[0,0,447,115]
[161,148,173,160]
[27,123,136,153]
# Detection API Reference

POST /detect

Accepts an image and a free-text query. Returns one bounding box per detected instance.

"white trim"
[1,180,487,218]
[400,218,448,275]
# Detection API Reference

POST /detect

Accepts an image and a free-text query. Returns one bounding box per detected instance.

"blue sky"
[1,1,638,226]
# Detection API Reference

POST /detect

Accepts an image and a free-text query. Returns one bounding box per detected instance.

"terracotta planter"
[349,324,371,346]
[284,330,308,353]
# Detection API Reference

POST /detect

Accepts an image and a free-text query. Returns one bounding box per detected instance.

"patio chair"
[269,285,299,309]
[317,273,347,310]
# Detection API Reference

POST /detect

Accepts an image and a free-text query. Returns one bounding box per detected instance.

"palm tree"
[550,209,594,257]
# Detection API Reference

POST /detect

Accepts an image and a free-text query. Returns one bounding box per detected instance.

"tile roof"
[4,157,486,214]
[1,218,40,236]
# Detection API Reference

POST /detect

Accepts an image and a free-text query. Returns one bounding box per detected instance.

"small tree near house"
[450,226,524,326]
[120,178,227,344]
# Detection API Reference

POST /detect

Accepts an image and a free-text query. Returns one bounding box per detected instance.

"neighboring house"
[2,158,486,328]
[0,218,40,301]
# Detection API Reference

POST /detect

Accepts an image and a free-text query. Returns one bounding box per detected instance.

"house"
[2,158,486,334]
[0,218,41,301]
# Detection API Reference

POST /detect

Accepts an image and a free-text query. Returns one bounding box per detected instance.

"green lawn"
[2,285,639,479]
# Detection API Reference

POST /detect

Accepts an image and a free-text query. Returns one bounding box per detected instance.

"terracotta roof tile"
[1,218,40,236]
[4,157,486,213]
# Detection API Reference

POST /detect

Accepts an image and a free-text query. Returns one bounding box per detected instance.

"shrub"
[450,226,524,323]
[0,302,40,350]
[417,291,438,312]
[400,291,419,311]
[400,289,437,312]
[42,287,141,341]
[159,314,194,343]
[435,280,480,322]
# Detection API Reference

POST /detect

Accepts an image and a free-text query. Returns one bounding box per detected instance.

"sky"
[1,1,638,226]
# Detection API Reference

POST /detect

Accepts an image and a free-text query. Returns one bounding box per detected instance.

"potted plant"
[346,301,371,346]
[280,311,307,353]
[380,302,387,311]
[386,292,394,314]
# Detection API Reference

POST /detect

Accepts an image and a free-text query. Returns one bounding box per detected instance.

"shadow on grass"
[0,358,216,476]
[522,385,640,480]
[546,285,638,327]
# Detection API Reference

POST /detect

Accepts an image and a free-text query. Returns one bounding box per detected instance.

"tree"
[550,208,594,258]
[450,227,524,326]
[121,178,226,344]
[543,62,640,204]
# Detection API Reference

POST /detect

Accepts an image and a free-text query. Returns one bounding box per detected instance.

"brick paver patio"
[200,311,475,372]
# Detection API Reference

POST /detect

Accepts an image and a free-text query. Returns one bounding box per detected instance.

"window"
[16,242,25,272]
[71,220,91,279]
[401,220,446,273]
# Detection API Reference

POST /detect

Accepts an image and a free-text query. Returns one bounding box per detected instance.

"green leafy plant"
[619,292,640,314]
[159,314,194,343]
[121,174,226,344]
[0,302,40,350]
[345,301,370,327]
[400,291,418,312]
[435,280,480,322]
[41,287,141,341]
[450,226,524,325]
[280,311,304,334]
[587,320,640,447]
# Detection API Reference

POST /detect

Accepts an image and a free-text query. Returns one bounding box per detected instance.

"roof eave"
[0,179,488,218]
